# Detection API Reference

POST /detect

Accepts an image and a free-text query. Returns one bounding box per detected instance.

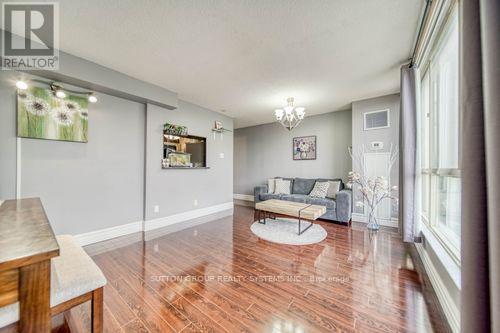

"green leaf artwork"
[17,86,89,142]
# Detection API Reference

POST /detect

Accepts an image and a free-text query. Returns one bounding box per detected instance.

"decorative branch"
[348,144,399,228]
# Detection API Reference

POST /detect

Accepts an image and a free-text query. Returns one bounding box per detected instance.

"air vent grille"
[364,109,390,130]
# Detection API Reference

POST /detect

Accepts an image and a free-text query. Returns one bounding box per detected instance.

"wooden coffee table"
[255,199,327,235]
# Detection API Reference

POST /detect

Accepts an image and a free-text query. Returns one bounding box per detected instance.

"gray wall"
[0,60,233,236]
[351,93,400,217]
[145,102,233,221]
[233,110,352,195]
[0,72,145,235]
[0,73,17,199]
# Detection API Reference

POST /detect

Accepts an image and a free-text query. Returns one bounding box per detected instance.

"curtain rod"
[410,0,432,68]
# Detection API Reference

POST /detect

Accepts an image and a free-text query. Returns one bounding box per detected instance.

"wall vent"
[364,109,390,130]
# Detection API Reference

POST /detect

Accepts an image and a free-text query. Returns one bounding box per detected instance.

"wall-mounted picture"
[293,135,316,160]
[17,86,89,142]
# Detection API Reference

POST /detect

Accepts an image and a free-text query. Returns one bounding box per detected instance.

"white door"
[363,152,391,220]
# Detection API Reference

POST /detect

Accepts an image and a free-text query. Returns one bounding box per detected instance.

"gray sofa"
[254,177,352,225]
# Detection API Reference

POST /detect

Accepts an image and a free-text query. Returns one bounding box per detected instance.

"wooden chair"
[0,235,106,332]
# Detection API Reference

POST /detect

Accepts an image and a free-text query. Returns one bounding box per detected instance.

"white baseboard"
[351,212,398,228]
[144,201,234,232]
[233,194,254,202]
[71,202,235,246]
[415,243,460,333]
[73,220,143,246]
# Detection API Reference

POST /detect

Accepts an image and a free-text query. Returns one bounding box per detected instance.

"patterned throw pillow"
[268,178,276,193]
[309,181,330,198]
[326,180,341,199]
[274,179,291,195]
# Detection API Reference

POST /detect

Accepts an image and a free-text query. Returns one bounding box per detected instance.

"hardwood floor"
[61,205,450,332]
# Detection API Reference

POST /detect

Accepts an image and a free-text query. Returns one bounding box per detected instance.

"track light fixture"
[49,83,66,99]
[14,79,98,103]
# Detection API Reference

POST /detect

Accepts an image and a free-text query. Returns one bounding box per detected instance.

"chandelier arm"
[292,118,302,130]
[279,120,289,130]
[274,97,305,131]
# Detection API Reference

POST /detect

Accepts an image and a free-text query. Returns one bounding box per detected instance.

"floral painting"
[17,86,89,142]
[293,136,316,160]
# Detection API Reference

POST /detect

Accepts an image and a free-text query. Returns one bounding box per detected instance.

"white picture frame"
[363,109,390,130]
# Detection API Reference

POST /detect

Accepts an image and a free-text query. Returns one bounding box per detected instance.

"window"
[419,6,461,259]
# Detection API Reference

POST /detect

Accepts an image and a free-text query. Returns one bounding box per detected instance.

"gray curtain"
[460,0,499,332]
[399,64,418,243]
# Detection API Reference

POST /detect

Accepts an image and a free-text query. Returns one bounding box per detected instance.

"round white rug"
[250,217,327,245]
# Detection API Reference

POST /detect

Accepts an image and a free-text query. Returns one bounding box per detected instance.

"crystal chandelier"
[274,97,306,130]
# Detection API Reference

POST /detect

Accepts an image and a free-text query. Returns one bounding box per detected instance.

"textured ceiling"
[27,0,422,128]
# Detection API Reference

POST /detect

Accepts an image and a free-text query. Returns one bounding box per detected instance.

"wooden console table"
[0,198,60,333]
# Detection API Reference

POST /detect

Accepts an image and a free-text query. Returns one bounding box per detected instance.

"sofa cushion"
[259,193,282,201]
[0,303,18,328]
[275,177,294,193]
[0,235,107,328]
[309,181,330,198]
[274,179,291,194]
[306,197,336,210]
[281,194,309,204]
[51,235,107,307]
[267,178,277,193]
[317,178,344,190]
[326,180,342,199]
[292,178,316,195]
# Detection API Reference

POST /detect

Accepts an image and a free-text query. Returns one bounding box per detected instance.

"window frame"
[418,4,461,264]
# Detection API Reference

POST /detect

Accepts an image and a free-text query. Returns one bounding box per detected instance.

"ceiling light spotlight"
[88,94,97,103]
[16,80,28,90]
[55,89,66,98]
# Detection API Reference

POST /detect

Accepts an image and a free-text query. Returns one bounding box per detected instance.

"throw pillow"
[274,179,291,195]
[309,181,330,198]
[326,180,341,199]
[267,178,276,193]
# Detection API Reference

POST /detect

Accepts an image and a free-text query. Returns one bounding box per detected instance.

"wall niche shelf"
[163,129,207,168]
[162,166,210,170]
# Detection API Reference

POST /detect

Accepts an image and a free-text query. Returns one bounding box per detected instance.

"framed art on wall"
[293,135,316,160]
[17,86,89,142]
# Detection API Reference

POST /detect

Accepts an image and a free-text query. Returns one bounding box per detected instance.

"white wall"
[351,93,400,221]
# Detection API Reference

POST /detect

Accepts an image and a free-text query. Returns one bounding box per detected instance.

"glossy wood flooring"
[61,205,450,332]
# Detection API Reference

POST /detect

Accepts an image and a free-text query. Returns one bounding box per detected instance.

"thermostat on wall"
[370,141,384,150]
